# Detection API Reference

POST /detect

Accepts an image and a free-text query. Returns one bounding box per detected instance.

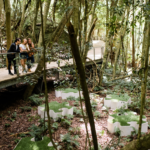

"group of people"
[7,38,35,75]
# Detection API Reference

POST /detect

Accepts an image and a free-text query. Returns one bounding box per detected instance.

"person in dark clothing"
[7,38,21,75]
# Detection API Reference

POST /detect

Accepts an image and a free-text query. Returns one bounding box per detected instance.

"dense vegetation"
[0,0,150,150]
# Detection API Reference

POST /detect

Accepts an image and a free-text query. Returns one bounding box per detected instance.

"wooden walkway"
[0,40,105,89]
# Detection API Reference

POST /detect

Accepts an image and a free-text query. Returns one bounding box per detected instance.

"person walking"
[19,38,30,73]
[7,38,21,75]
[27,38,35,72]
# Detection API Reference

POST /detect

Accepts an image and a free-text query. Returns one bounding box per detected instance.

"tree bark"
[13,0,31,31]
[99,0,119,85]
[38,0,51,47]
[132,1,135,69]
[23,7,74,100]
[81,0,88,56]
[72,0,79,35]
[138,14,150,140]
[0,0,3,18]
[91,0,98,25]
[5,0,11,49]
[106,0,109,37]
[32,0,40,42]
[52,0,57,22]
[83,18,97,63]
[18,0,26,37]
[121,133,150,150]
[39,1,57,149]
[67,22,98,150]
[112,6,130,78]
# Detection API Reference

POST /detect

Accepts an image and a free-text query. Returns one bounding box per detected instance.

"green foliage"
[105,93,130,102]
[5,123,10,127]
[12,112,17,118]
[94,111,101,118]
[19,133,26,138]
[56,114,62,122]
[94,86,104,91]
[114,106,127,115]
[114,127,121,136]
[73,108,82,116]
[20,106,32,112]
[74,101,79,106]
[29,125,44,141]
[14,139,20,144]
[91,100,98,110]
[40,101,72,113]
[29,94,44,106]
[91,144,101,150]
[99,130,105,137]
[148,120,150,129]
[110,111,146,126]
[52,122,58,130]
[66,96,76,101]
[68,127,81,135]
[131,127,138,137]
[65,114,74,120]
[61,119,71,127]
[61,133,79,149]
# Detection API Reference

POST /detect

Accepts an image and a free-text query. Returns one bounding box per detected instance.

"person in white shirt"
[19,39,30,73]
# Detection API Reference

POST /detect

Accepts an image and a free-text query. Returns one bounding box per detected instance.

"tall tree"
[5,0,11,49]
[38,0,51,47]
[18,0,26,37]
[138,7,150,140]
[39,0,57,149]
[99,0,119,85]
[32,0,40,42]
[106,0,109,37]
[0,0,3,18]
[72,0,79,35]
[112,6,130,78]
[132,0,135,69]
[67,22,98,150]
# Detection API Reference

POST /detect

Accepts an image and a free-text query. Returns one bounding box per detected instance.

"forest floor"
[0,84,150,150]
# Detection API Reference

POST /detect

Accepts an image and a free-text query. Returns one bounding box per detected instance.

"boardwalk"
[0,40,105,89]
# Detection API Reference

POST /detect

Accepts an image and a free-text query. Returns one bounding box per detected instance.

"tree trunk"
[23,7,74,100]
[99,0,119,85]
[13,0,31,31]
[83,18,97,63]
[112,6,130,78]
[81,0,88,56]
[5,0,11,48]
[72,0,79,35]
[132,1,135,69]
[52,0,57,22]
[91,0,98,26]
[39,1,57,149]
[38,0,51,47]
[138,15,150,140]
[121,133,150,150]
[106,0,109,37]
[0,0,3,17]
[5,0,11,68]
[18,0,26,37]
[32,0,40,43]
[67,22,98,150]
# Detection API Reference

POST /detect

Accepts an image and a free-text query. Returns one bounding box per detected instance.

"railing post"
[16,53,19,77]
